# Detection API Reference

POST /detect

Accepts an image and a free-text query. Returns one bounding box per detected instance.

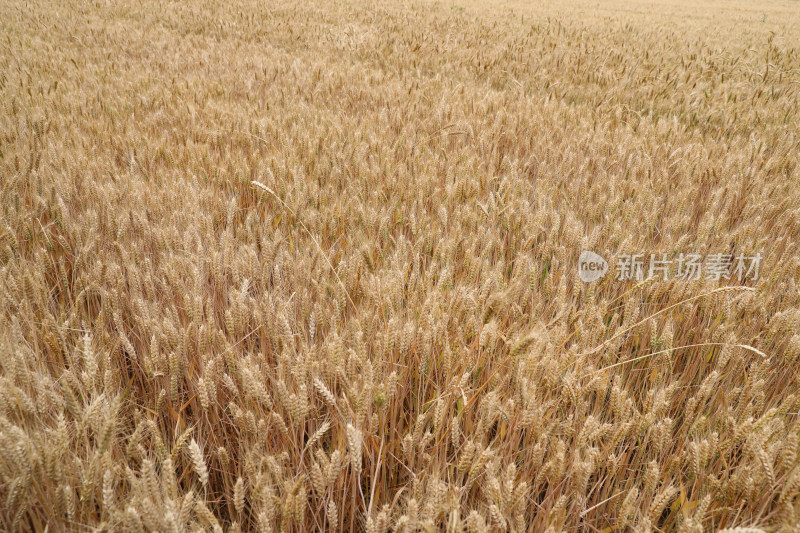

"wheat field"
[2,0,800,531]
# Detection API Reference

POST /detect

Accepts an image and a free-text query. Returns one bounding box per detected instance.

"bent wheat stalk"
[580,286,754,356]
[252,180,356,310]
[595,342,768,373]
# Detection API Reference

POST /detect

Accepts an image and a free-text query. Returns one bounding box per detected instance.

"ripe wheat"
[1,0,800,531]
